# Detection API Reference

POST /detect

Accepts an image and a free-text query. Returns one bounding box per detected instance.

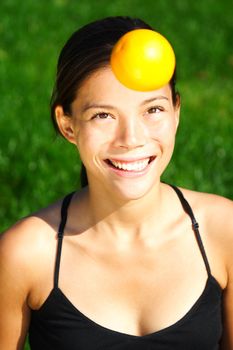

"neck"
[85,181,167,242]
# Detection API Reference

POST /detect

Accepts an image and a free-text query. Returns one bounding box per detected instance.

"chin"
[106,178,159,203]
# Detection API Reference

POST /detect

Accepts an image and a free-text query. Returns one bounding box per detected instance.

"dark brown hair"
[50,16,178,187]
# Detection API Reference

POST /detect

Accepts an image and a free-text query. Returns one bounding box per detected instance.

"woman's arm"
[221,277,233,349]
[0,220,35,349]
[218,198,233,349]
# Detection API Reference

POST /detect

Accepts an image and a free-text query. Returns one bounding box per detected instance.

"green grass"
[0,0,232,349]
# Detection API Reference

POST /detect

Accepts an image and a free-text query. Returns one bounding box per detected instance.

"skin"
[0,67,233,349]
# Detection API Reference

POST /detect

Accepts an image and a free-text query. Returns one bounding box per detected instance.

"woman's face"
[57,67,180,200]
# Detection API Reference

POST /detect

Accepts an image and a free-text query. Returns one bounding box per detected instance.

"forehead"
[73,67,172,109]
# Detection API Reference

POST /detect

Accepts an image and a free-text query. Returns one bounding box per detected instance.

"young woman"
[0,16,232,350]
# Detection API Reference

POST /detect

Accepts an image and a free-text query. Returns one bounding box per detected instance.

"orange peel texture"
[110,29,176,91]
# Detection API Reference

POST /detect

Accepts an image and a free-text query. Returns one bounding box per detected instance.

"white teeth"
[110,158,150,171]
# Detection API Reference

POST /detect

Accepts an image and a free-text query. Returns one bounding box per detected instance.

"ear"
[55,106,77,145]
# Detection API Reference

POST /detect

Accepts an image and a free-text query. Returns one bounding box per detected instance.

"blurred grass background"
[0,1,232,348]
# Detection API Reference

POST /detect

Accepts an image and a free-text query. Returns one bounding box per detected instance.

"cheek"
[76,125,109,161]
[150,118,177,146]
[155,119,177,172]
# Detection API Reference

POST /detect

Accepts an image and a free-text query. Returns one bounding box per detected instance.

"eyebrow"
[81,96,169,113]
[140,96,169,105]
[81,103,115,113]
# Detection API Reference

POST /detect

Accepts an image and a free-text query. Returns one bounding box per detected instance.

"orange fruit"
[110,29,175,91]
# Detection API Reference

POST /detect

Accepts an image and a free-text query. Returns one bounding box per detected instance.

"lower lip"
[104,159,156,178]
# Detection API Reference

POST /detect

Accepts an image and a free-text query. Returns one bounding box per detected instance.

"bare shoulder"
[1,197,63,250]
[0,198,63,291]
[0,197,68,348]
[179,187,233,283]
[180,187,233,234]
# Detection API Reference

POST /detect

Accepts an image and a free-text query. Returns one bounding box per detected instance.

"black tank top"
[29,186,223,349]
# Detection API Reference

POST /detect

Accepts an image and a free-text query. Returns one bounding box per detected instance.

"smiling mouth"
[105,156,156,172]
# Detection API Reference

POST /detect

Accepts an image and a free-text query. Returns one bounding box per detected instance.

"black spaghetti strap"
[54,192,75,288]
[169,185,211,277]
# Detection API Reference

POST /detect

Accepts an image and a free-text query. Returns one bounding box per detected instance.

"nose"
[115,117,147,149]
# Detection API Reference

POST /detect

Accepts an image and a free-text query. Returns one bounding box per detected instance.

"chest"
[30,280,222,349]
[57,232,209,336]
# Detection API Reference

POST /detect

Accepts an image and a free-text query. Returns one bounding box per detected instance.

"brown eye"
[147,106,163,114]
[92,112,111,119]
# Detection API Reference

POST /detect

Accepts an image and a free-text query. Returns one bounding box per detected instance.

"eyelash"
[91,112,112,120]
[146,106,165,114]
